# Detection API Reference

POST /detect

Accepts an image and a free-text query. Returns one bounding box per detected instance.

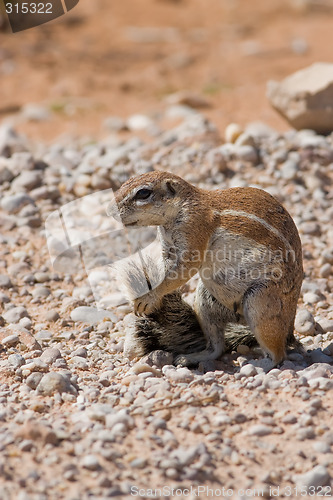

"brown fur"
[111,171,303,367]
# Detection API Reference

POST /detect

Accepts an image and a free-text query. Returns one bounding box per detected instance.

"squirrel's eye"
[135,188,152,200]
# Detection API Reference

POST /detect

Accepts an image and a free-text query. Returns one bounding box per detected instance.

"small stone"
[165,367,194,383]
[37,372,75,395]
[15,422,58,445]
[1,334,19,347]
[70,306,114,324]
[313,441,331,454]
[237,344,250,355]
[106,410,134,430]
[34,272,50,283]
[26,372,43,390]
[225,123,243,143]
[8,353,25,368]
[0,275,12,289]
[165,91,211,109]
[3,306,29,324]
[11,170,42,191]
[293,465,330,489]
[248,425,272,436]
[32,286,51,299]
[318,318,333,333]
[81,455,100,471]
[35,330,53,341]
[130,458,147,469]
[19,317,32,330]
[308,350,333,365]
[140,350,173,368]
[19,440,34,452]
[69,356,89,370]
[319,263,332,278]
[0,164,14,183]
[44,311,60,322]
[130,363,161,377]
[0,193,35,214]
[280,159,298,180]
[281,414,297,424]
[206,148,227,173]
[295,309,315,335]
[234,145,258,164]
[103,116,127,132]
[301,223,321,237]
[127,114,153,131]
[71,347,87,358]
[172,443,206,466]
[40,348,62,365]
[240,364,257,377]
[22,103,50,122]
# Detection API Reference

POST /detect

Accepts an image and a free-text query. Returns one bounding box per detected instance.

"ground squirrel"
[109,170,303,367]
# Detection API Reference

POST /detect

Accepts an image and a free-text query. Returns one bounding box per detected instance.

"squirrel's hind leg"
[174,280,235,367]
[242,282,289,366]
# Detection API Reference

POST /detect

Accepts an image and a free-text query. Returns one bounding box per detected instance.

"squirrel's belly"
[199,228,284,310]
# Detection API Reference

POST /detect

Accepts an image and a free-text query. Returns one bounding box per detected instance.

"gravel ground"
[0,110,333,499]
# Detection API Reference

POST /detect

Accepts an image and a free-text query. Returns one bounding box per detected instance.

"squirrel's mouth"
[124,220,138,227]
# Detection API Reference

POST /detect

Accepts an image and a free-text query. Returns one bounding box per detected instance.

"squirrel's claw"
[134,291,161,316]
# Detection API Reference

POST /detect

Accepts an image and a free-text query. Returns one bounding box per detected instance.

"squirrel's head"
[108,171,196,227]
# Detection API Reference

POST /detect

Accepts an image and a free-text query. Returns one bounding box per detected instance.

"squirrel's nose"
[106,200,121,221]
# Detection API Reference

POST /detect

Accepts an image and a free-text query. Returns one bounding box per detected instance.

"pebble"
[0,193,35,214]
[44,311,60,322]
[3,306,29,324]
[37,372,75,396]
[40,348,62,365]
[225,123,243,143]
[81,455,100,471]
[70,306,115,324]
[140,350,173,368]
[313,441,331,454]
[1,334,19,347]
[293,465,330,489]
[317,318,333,333]
[248,425,272,436]
[26,372,44,390]
[0,275,12,289]
[164,367,194,383]
[127,114,153,131]
[303,292,322,304]
[295,309,315,335]
[0,163,14,183]
[106,410,134,431]
[319,263,332,278]
[8,353,25,368]
[35,330,53,341]
[32,286,51,299]
[239,364,258,377]
[11,170,42,191]
[69,356,89,370]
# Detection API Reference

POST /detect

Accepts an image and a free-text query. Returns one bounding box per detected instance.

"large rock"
[267,63,333,133]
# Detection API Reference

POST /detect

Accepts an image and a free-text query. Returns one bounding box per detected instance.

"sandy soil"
[1,0,333,142]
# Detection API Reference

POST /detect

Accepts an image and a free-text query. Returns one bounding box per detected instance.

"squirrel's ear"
[165,180,176,197]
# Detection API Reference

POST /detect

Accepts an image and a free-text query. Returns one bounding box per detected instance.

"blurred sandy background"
[1,0,333,141]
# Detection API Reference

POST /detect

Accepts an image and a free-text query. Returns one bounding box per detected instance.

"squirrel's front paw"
[134,290,161,316]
